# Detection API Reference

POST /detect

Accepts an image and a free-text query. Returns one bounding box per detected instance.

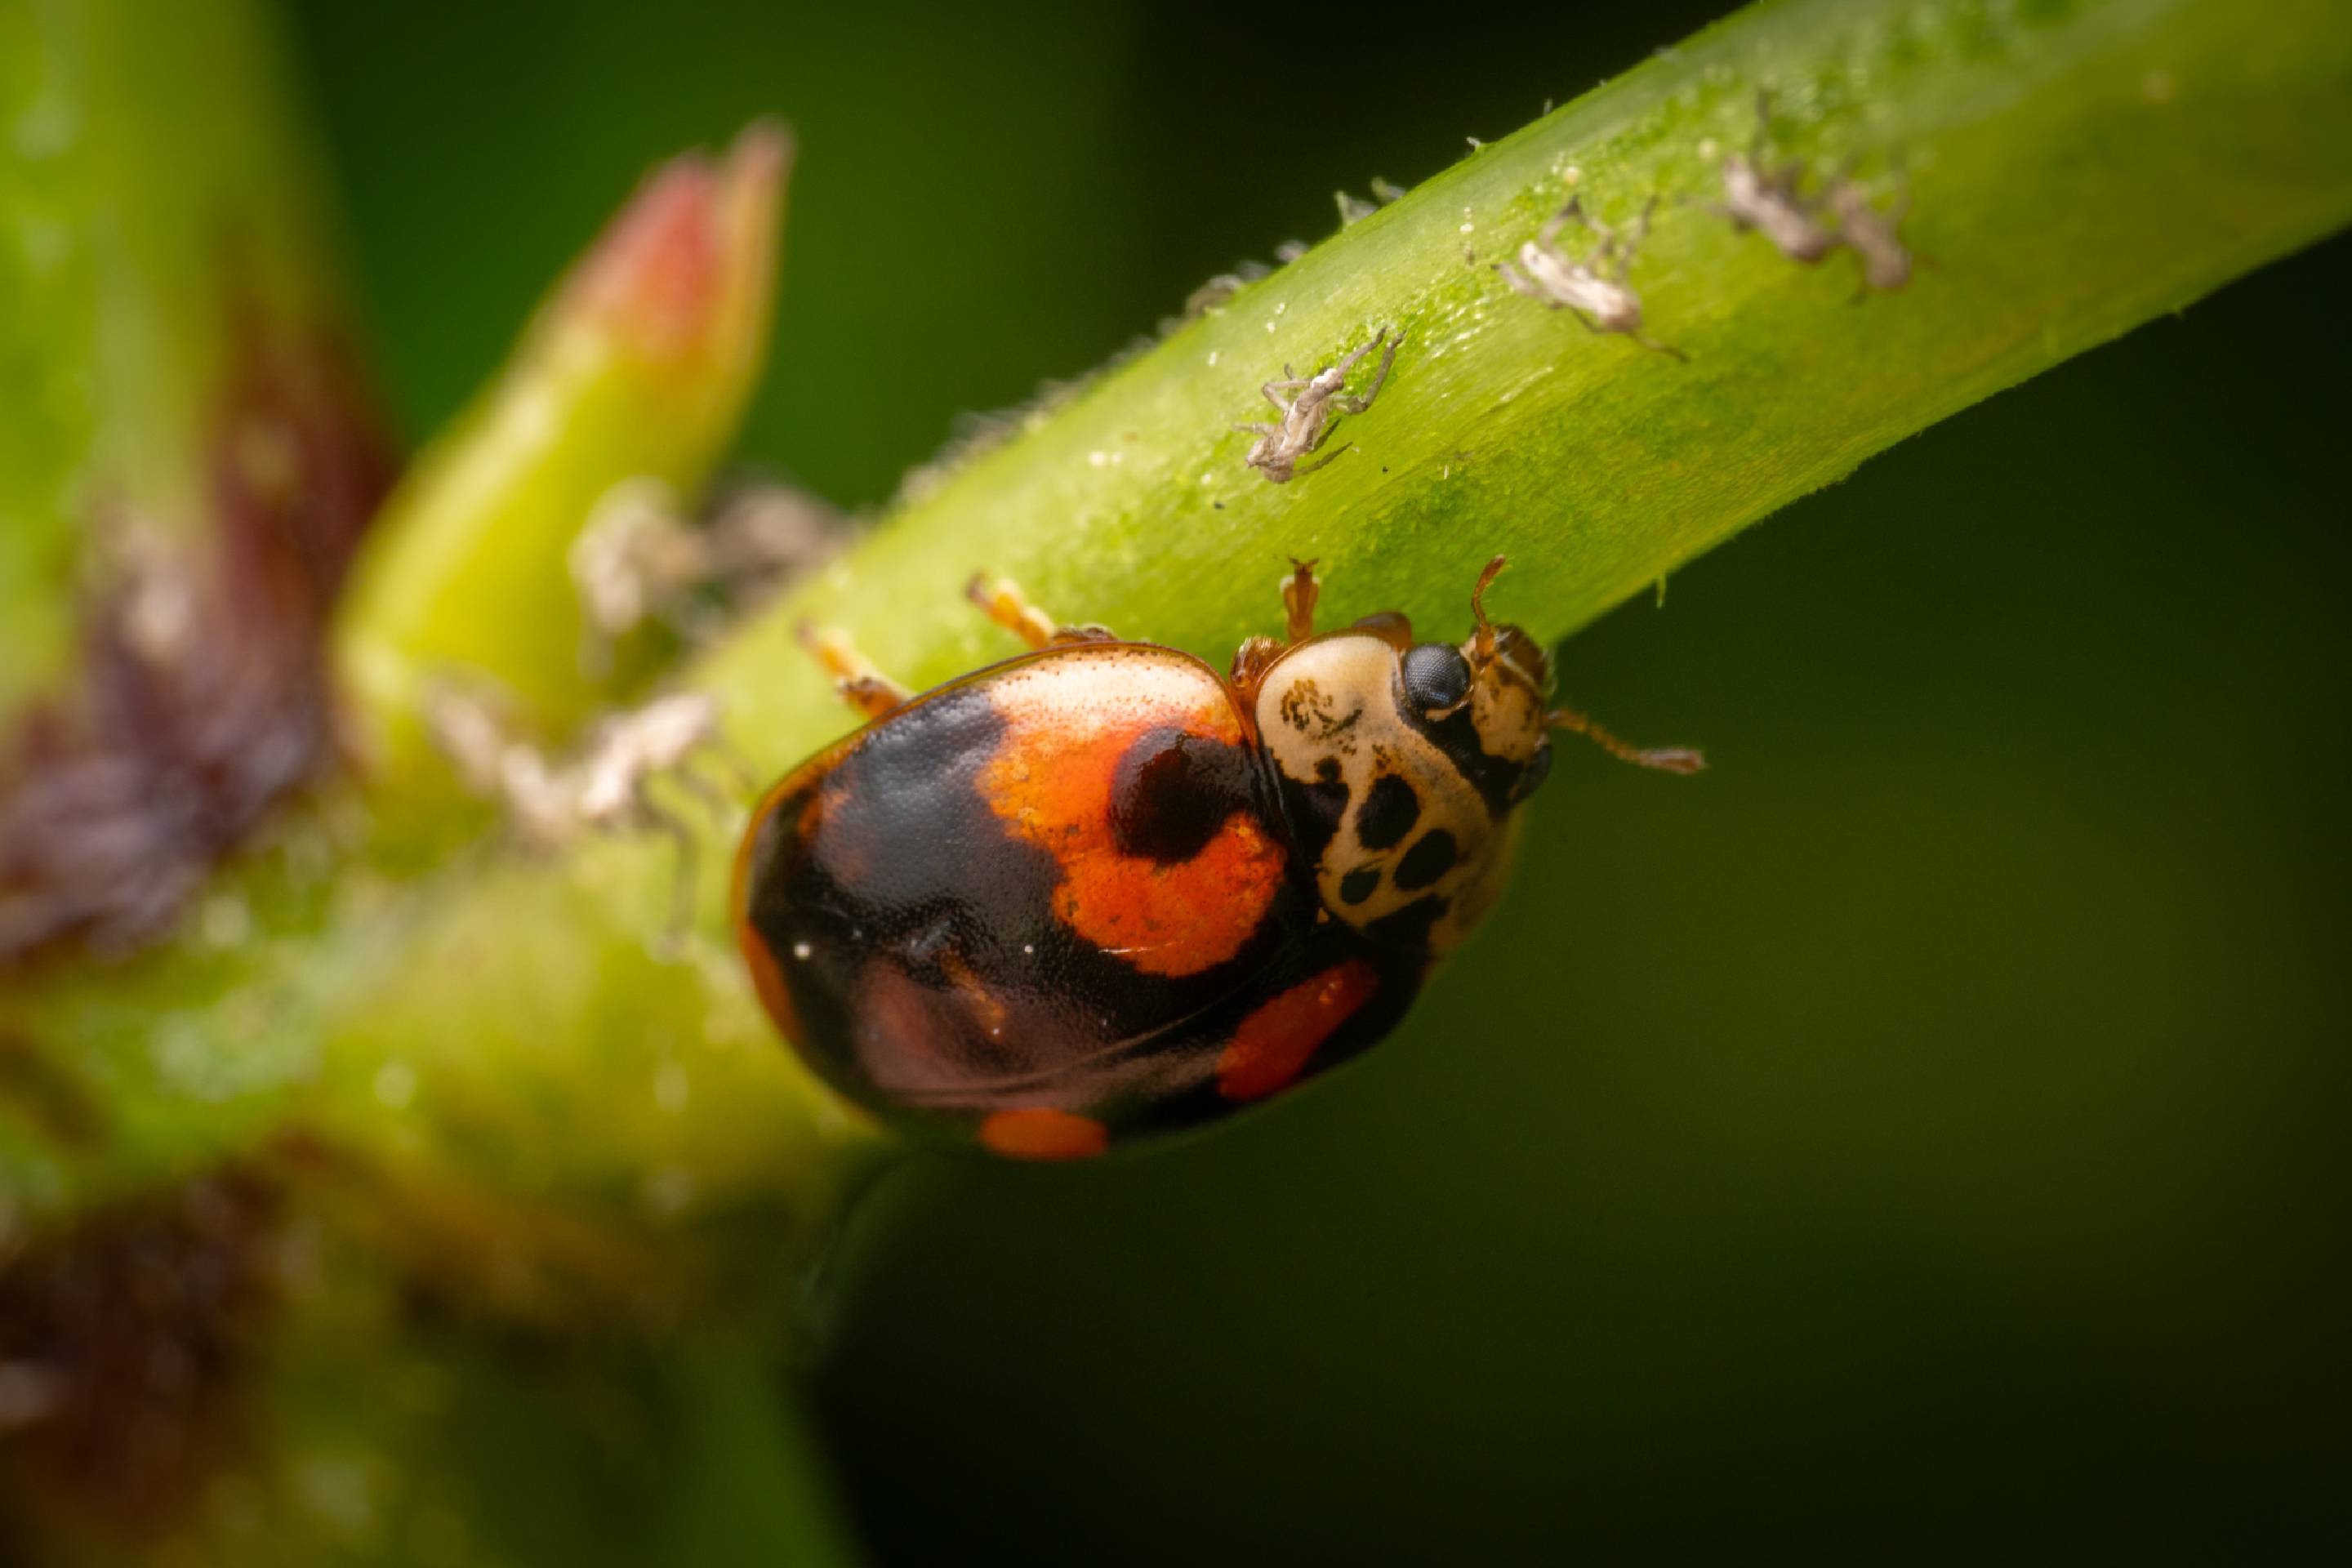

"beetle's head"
[1251,557,1555,952]
[1393,555,1556,807]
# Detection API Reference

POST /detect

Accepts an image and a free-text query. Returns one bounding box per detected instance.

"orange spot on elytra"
[980,655,1284,978]
[1217,960,1380,1102]
[980,1107,1110,1160]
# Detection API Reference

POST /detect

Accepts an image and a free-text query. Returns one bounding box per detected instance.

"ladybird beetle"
[733,556,1700,1160]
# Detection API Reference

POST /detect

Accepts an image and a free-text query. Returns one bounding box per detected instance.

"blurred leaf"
[0,0,391,960]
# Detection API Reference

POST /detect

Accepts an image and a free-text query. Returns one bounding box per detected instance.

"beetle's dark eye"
[1401,644,1473,712]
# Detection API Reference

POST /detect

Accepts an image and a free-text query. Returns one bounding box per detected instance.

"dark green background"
[286,1,2352,1560]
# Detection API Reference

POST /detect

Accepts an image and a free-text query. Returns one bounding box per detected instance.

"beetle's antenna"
[1469,555,1508,666]
[1548,706,1707,774]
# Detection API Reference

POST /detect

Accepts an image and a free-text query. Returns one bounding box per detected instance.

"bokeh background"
[286,0,2352,1559]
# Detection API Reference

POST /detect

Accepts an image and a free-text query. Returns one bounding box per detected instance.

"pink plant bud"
[563,122,791,366]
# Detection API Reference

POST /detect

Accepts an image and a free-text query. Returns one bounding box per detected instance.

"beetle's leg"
[1227,552,1339,693]
[797,622,910,719]
[965,572,1117,650]
[964,572,1054,648]
[1548,706,1706,775]
[1632,332,1689,363]
[1281,558,1321,643]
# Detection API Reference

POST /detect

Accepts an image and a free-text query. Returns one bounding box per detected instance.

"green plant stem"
[702,0,2352,768]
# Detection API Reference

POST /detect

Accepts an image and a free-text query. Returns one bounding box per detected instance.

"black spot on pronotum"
[1278,754,1351,866]
[1512,742,1555,803]
[1110,727,1248,862]
[1353,773,1420,851]
[1364,895,1447,951]
[1338,866,1382,906]
[1394,829,1459,891]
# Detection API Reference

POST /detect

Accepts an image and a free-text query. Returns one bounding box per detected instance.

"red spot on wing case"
[1217,960,1380,1102]
[979,1107,1111,1160]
